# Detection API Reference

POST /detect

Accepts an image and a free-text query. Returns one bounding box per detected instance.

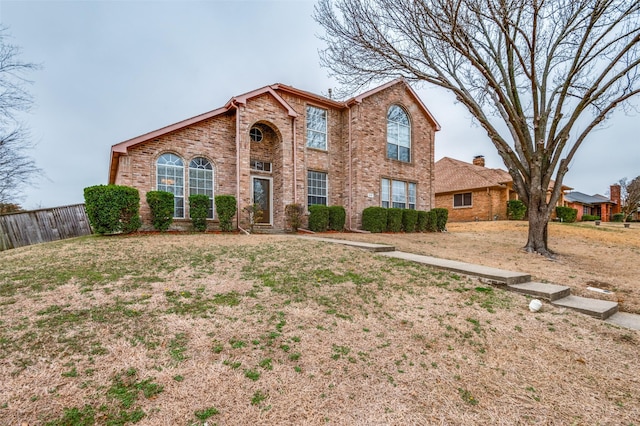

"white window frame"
[381,179,416,209]
[306,105,328,150]
[307,170,328,207]
[387,105,411,162]
[189,157,214,219]
[157,153,185,218]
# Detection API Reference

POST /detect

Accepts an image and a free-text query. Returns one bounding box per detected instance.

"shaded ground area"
[0,230,638,425]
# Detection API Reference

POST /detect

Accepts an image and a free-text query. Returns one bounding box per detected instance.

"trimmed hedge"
[582,214,600,222]
[386,208,403,232]
[146,190,174,231]
[189,194,209,232]
[215,195,237,231]
[416,210,428,232]
[425,210,438,232]
[507,200,527,220]
[402,209,419,233]
[308,204,329,232]
[285,203,305,231]
[362,207,387,233]
[555,206,577,223]
[432,208,449,232]
[328,205,346,231]
[612,213,625,222]
[84,185,141,235]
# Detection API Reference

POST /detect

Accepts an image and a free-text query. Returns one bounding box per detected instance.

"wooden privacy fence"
[0,204,93,251]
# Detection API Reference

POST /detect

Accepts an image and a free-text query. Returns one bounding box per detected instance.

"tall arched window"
[157,153,184,218]
[387,105,411,162]
[189,157,214,219]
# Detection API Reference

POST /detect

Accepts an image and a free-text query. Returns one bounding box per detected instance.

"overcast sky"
[1,0,638,209]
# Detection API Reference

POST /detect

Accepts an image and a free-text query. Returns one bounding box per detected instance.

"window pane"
[392,180,406,207]
[387,105,411,162]
[307,171,328,206]
[381,179,390,206]
[157,153,185,218]
[189,157,214,218]
[408,183,416,209]
[306,106,327,150]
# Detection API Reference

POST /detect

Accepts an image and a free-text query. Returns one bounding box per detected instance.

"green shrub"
[285,203,305,231]
[328,205,346,231]
[361,207,387,233]
[146,190,174,231]
[612,213,625,222]
[425,210,438,232]
[416,210,428,232]
[507,200,527,220]
[555,206,577,223]
[308,204,329,232]
[432,208,449,232]
[189,194,210,232]
[386,208,403,232]
[402,209,419,233]
[84,185,141,235]
[215,195,237,231]
[581,214,600,221]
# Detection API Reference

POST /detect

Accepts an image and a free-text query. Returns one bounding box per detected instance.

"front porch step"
[552,295,619,320]
[508,282,571,301]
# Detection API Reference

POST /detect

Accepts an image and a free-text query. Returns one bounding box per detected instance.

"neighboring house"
[434,156,571,222]
[563,186,620,222]
[109,79,440,231]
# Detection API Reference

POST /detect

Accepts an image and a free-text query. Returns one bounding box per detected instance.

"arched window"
[387,105,411,162]
[189,157,214,219]
[157,153,184,218]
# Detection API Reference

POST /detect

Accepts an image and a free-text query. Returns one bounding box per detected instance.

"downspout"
[348,106,353,230]
[232,100,246,233]
[292,117,297,202]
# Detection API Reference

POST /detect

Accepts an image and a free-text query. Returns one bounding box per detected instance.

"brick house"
[563,185,620,222]
[108,79,440,231]
[434,156,570,222]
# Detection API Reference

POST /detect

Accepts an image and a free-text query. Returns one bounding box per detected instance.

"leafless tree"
[314,0,640,255]
[617,176,640,221]
[0,26,40,204]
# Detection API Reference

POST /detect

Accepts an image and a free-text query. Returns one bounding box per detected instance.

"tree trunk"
[524,197,553,256]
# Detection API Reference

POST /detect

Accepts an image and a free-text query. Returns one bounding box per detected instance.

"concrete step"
[508,282,571,301]
[605,312,640,331]
[379,251,531,285]
[552,295,619,320]
[294,236,396,252]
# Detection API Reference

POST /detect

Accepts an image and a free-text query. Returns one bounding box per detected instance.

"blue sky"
[1,0,638,209]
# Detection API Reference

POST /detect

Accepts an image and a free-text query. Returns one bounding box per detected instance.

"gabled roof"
[434,157,512,194]
[565,191,615,205]
[109,79,440,183]
[346,78,441,131]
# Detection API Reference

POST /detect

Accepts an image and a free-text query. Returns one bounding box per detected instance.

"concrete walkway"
[295,235,640,331]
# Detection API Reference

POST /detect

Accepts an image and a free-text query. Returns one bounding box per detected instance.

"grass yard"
[0,227,639,424]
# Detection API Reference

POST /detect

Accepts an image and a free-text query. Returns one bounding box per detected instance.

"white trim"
[251,175,273,225]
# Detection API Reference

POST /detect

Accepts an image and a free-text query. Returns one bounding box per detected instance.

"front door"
[252,177,271,224]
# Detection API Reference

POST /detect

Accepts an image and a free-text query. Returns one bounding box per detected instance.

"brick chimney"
[472,155,485,167]
[610,184,621,214]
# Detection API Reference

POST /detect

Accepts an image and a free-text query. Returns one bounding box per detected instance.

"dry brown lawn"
[0,223,638,425]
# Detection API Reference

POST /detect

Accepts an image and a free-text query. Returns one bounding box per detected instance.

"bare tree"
[617,176,640,221]
[0,26,40,204]
[314,0,640,255]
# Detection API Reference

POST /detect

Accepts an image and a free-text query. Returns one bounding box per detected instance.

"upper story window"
[250,127,263,142]
[454,192,472,208]
[189,157,214,219]
[157,153,185,218]
[306,105,327,150]
[387,105,411,162]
